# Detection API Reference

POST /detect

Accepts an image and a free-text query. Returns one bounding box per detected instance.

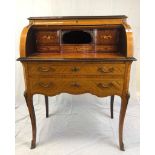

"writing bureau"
[17,16,136,151]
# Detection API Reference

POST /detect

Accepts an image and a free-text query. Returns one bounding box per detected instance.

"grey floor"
[15,94,139,155]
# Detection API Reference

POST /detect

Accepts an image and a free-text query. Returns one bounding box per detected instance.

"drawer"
[61,44,94,52]
[36,45,60,53]
[28,63,125,76]
[95,45,118,52]
[35,31,60,44]
[30,78,124,97]
[96,29,119,45]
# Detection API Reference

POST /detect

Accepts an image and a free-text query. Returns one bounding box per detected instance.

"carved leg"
[45,95,49,118]
[110,95,114,119]
[119,93,130,151]
[24,92,36,149]
[127,93,130,106]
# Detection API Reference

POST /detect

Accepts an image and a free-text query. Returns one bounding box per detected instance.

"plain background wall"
[15,0,140,106]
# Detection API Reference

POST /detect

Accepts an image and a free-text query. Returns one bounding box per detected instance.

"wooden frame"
[17,16,136,151]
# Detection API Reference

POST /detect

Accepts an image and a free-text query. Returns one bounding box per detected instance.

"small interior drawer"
[61,44,94,53]
[96,29,119,45]
[95,45,118,52]
[35,31,60,44]
[36,45,60,53]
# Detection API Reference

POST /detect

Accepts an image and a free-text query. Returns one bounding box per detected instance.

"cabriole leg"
[119,93,130,151]
[24,92,36,149]
[110,95,114,119]
[45,95,49,118]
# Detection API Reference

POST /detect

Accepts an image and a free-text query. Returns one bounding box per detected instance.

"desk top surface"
[28,15,127,20]
[17,52,136,62]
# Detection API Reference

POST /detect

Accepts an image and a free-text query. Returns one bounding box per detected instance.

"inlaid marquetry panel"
[96,29,119,45]
[35,31,60,44]
[61,44,94,53]
[95,45,117,52]
[36,45,60,53]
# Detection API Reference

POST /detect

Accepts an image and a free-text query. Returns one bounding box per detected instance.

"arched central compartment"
[62,30,93,44]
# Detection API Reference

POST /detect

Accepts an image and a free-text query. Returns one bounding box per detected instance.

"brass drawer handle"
[71,67,80,72]
[70,82,80,87]
[39,82,52,88]
[38,66,55,72]
[97,83,113,88]
[98,67,114,73]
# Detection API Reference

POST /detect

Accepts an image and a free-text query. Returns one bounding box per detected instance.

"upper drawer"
[96,29,119,45]
[28,62,125,76]
[35,31,60,44]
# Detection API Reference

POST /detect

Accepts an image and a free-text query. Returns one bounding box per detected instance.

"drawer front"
[30,78,124,97]
[36,45,60,53]
[36,31,59,44]
[61,45,94,52]
[95,45,117,52]
[96,29,119,45]
[28,63,125,76]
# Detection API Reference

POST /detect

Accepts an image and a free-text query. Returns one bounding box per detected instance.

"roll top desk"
[17,16,136,151]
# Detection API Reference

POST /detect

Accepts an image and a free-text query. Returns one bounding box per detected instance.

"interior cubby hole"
[62,30,93,44]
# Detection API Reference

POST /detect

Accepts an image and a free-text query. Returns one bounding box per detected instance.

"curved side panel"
[20,25,32,57]
[122,22,134,57]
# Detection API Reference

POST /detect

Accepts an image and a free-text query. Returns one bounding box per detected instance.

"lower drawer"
[30,77,124,97]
